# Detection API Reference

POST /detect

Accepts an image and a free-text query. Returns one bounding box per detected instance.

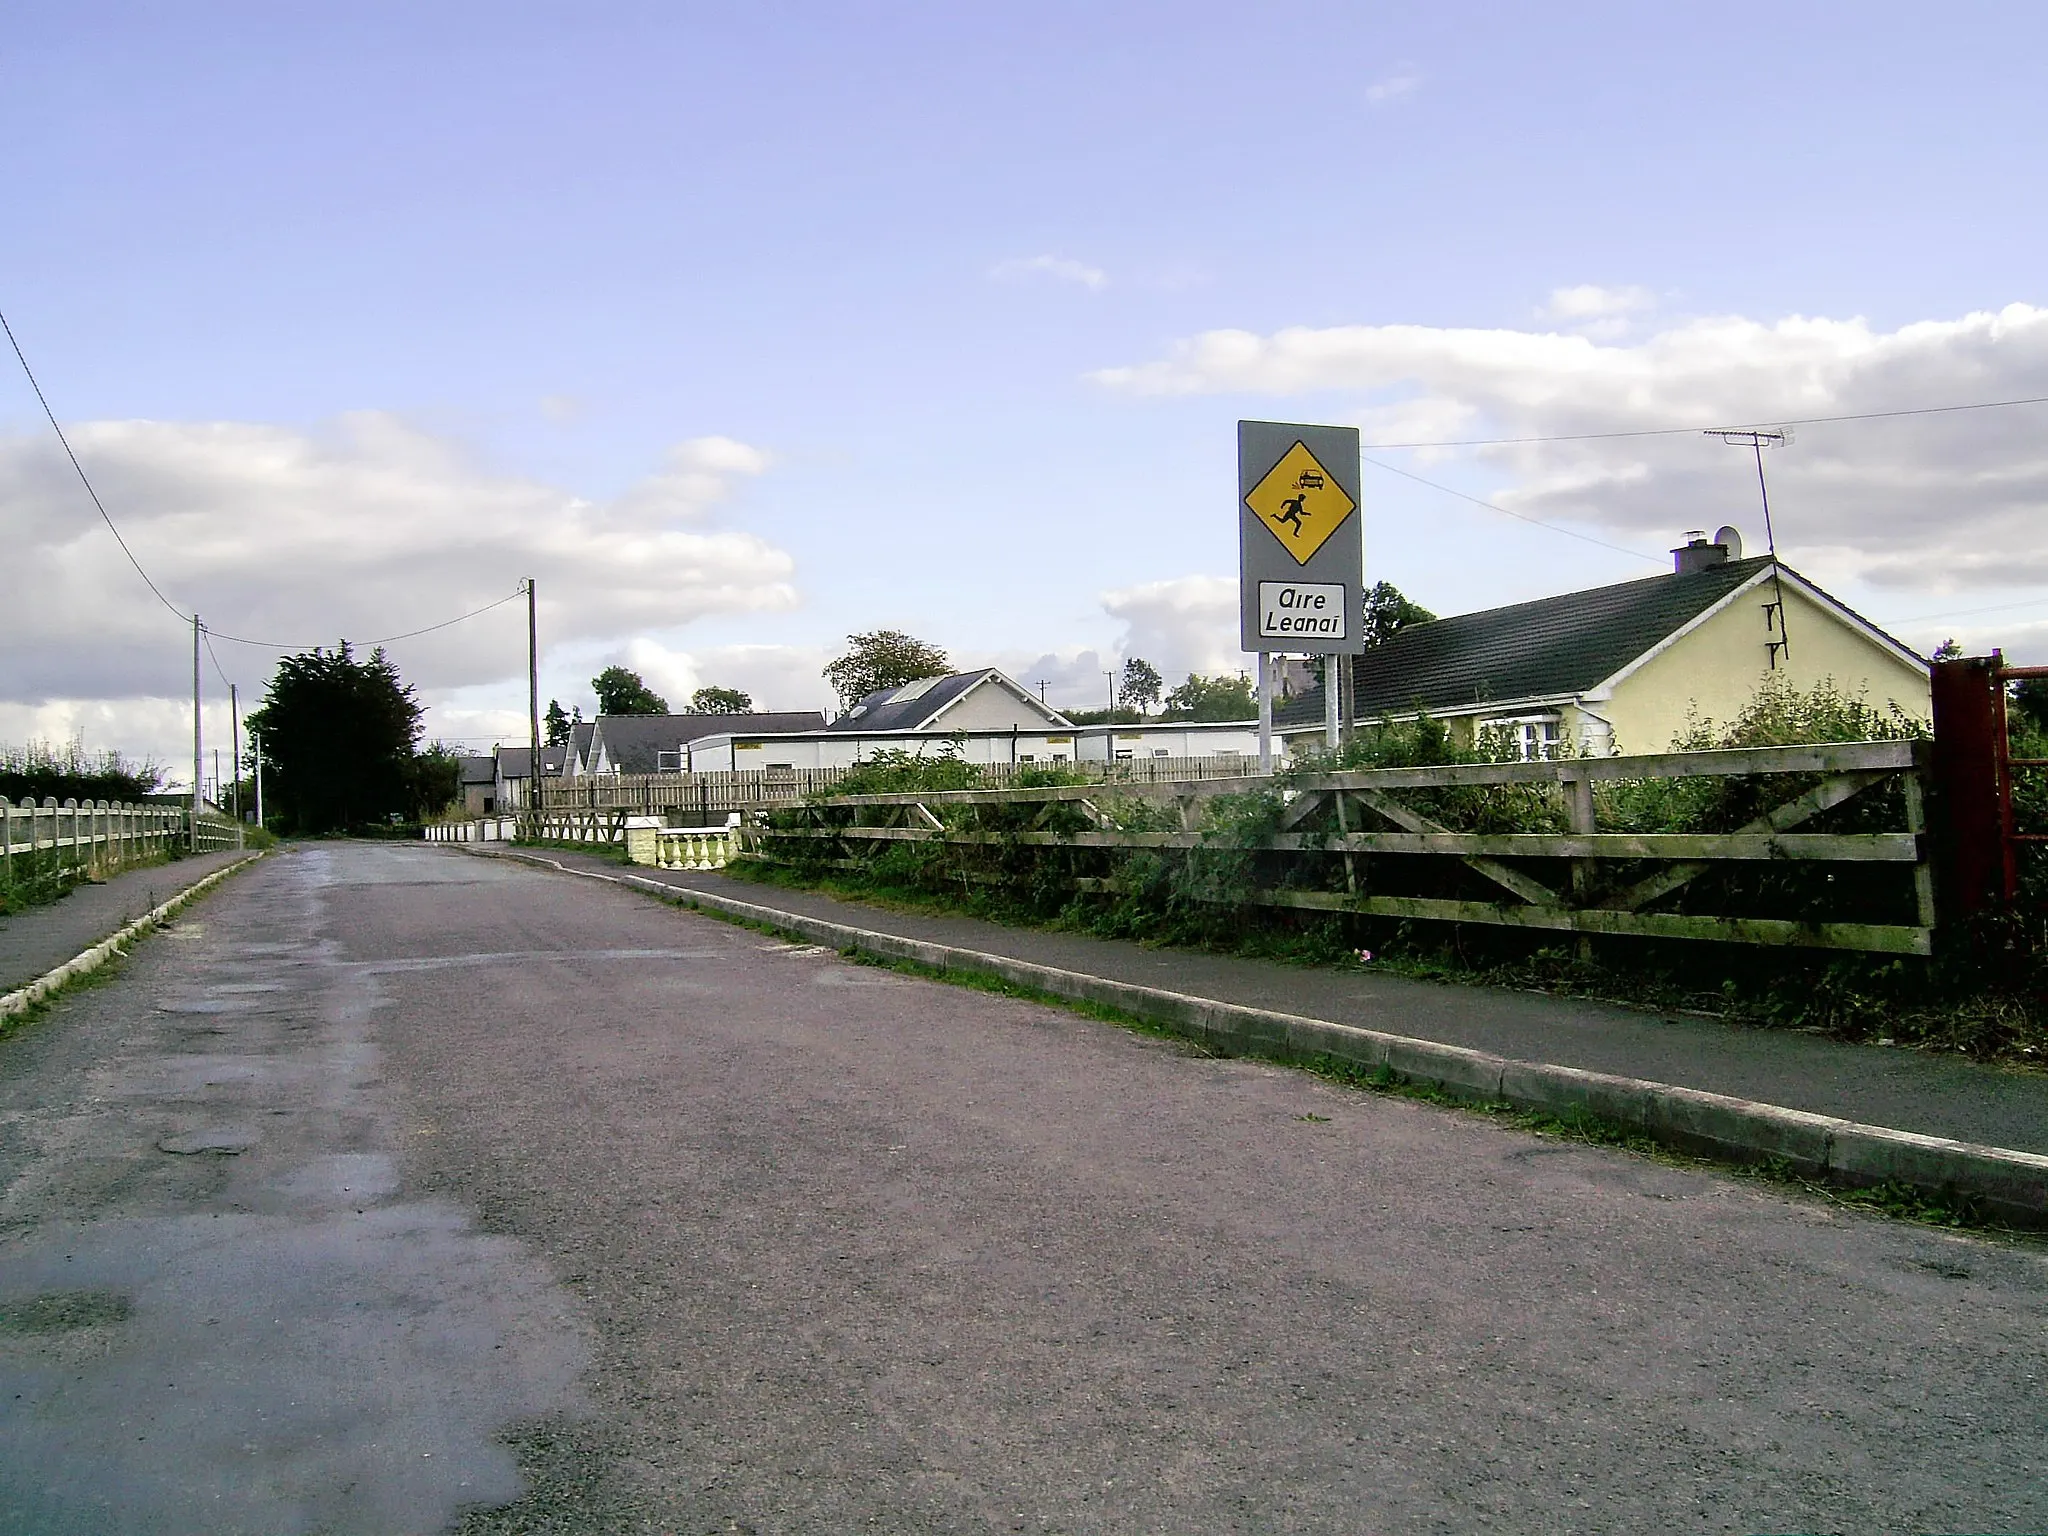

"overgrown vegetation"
[0,739,163,804]
[739,678,2048,1066]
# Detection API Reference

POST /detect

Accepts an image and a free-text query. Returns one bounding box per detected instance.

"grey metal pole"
[191,614,202,851]
[1323,656,1340,752]
[1257,652,1273,773]
[255,729,264,828]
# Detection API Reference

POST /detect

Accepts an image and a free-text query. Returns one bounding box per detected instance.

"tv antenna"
[1706,427,1793,667]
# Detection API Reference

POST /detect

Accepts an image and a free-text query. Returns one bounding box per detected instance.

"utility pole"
[254,729,264,828]
[1706,428,1793,667]
[191,614,202,852]
[230,683,244,850]
[1105,670,1117,716]
[526,577,541,834]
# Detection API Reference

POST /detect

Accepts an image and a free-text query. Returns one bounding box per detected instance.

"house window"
[1114,750,1133,761]
[1051,754,1069,764]
[1152,749,1171,758]
[1019,754,1036,764]
[656,750,683,772]
[1483,715,1563,761]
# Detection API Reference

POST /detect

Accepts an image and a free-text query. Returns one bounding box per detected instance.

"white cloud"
[0,415,799,763]
[1543,284,1656,322]
[989,254,1109,292]
[1093,302,2048,595]
[1365,64,1421,105]
[1100,575,1244,683]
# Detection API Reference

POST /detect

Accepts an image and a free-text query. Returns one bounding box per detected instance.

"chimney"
[1672,529,1730,575]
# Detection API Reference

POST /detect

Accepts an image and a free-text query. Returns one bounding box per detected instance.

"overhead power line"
[2,304,532,654]
[205,585,529,650]
[1360,392,2048,450]
[1359,454,1664,565]
[2,306,190,623]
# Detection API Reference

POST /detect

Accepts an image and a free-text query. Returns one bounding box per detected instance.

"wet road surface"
[2,842,2044,1533]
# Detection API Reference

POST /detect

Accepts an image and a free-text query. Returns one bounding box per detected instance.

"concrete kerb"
[0,852,267,1021]
[471,847,2048,1230]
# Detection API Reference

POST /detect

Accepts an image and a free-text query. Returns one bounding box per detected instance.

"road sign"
[1239,420,1362,655]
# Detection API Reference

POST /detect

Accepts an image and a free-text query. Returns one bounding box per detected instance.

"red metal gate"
[1931,652,2046,918]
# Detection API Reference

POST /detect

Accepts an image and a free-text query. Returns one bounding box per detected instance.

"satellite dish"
[1714,526,1743,559]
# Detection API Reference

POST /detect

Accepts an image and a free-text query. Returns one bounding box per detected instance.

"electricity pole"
[526,577,541,834]
[230,683,244,850]
[191,614,202,851]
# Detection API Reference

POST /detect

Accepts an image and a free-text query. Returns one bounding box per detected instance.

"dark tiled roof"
[540,743,567,775]
[569,721,595,763]
[496,747,532,779]
[592,712,828,772]
[458,755,496,786]
[1276,557,1778,728]
[825,671,1070,732]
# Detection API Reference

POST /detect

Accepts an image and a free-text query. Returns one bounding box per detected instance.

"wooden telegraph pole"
[191,614,202,852]
[527,577,541,838]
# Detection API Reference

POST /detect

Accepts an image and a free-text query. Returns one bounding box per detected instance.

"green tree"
[822,630,951,712]
[687,685,754,714]
[246,644,425,833]
[408,743,464,819]
[1159,673,1257,722]
[1119,657,1163,716]
[592,666,669,716]
[544,699,572,747]
[1363,580,1436,646]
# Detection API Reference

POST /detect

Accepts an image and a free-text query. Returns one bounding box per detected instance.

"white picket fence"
[1,797,234,879]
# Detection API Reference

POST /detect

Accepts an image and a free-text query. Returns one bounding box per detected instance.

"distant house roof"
[540,743,567,775]
[590,712,829,773]
[825,670,1071,733]
[567,720,595,771]
[457,754,496,787]
[1275,556,1918,729]
[496,746,532,780]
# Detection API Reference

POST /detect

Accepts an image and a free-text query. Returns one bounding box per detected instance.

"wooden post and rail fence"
[427,657,2039,953]
[750,739,1943,955]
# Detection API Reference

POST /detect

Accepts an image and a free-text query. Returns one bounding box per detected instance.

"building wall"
[930,679,1064,732]
[1600,579,1930,754]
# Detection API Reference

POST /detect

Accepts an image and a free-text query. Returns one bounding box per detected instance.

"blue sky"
[6,2,2047,770]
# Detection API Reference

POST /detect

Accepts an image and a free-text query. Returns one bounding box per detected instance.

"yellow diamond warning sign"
[1244,441,1357,565]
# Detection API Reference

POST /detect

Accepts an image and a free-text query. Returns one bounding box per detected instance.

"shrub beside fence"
[534,756,1257,819]
[751,740,1939,956]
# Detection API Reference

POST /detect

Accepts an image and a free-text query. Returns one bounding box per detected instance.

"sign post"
[1239,420,1364,770]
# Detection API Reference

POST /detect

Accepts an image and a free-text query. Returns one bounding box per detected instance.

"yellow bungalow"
[1276,531,1930,757]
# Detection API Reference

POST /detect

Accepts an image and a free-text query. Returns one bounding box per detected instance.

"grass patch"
[726,855,2048,1069]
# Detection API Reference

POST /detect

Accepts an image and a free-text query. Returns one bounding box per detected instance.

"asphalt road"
[3,842,2045,1534]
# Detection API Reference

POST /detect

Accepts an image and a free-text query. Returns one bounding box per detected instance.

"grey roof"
[458,754,496,786]
[1277,556,1795,728]
[568,720,595,767]
[592,712,828,773]
[825,670,1070,733]
[496,746,532,779]
[540,743,567,775]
